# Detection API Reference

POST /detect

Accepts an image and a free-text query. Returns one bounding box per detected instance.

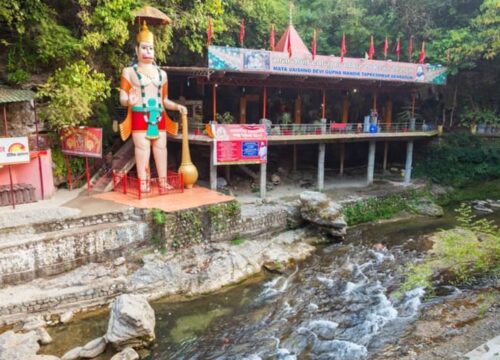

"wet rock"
[36,327,53,345]
[0,330,40,360]
[106,294,155,350]
[79,336,107,358]
[22,316,46,331]
[60,310,74,324]
[299,191,347,238]
[110,347,140,360]
[61,346,82,360]
[411,199,444,217]
[283,200,305,229]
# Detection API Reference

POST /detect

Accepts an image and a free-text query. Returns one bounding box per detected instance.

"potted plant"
[313,120,322,135]
[460,104,497,135]
[279,112,292,135]
[216,112,235,124]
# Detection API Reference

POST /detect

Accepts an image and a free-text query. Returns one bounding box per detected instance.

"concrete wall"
[0,149,55,200]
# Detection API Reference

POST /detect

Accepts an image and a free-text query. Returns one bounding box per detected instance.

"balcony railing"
[187,121,436,136]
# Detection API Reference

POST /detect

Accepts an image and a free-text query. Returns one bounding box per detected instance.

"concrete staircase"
[91,139,136,193]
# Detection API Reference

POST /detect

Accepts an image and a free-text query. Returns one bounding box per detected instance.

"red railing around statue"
[112,170,184,199]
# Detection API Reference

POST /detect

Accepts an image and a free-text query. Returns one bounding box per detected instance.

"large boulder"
[105,294,156,350]
[299,191,347,238]
[0,330,40,360]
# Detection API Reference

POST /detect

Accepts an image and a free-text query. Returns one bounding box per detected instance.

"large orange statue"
[119,22,187,191]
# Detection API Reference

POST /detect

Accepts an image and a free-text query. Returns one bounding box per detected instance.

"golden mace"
[178,113,198,188]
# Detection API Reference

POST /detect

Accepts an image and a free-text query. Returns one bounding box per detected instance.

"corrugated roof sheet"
[0,87,35,104]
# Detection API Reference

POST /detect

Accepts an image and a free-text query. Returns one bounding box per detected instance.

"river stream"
[43,210,500,360]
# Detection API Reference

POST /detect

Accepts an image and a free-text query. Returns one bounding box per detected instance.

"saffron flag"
[383,36,389,59]
[312,29,317,60]
[368,35,375,59]
[340,32,346,62]
[270,24,275,51]
[408,36,413,62]
[207,17,213,47]
[418,41,426,64]
[287,29,292,57]
[395,37,401,61]
[239,18,245,47]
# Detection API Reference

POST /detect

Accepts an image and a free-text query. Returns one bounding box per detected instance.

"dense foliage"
[0,0,498,130]
[415,133,500,187]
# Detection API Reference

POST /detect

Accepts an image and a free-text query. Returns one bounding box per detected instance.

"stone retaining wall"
[162,201,288,248]
[0,221,149,286]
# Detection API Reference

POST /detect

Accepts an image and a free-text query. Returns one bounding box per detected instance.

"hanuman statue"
[119,22,187,191]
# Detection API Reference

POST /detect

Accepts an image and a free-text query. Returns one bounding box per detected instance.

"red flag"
[368,35,375,60]
[239,18,245,47]
[312,29,317,60]
[395,37,401,61]
[207,17,213,47]
[287,29,292,57]
[270,24,275,51]
[408,36,413,62]
[383,36,389,59]
[418,41,426,64]
[340,32,346,62]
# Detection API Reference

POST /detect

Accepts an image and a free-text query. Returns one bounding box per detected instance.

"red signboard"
[60,127,103,158]
[213,124,267,165]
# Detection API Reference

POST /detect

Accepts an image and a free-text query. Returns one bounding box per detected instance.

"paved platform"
[464,335,500,360]
[93,186,234,212]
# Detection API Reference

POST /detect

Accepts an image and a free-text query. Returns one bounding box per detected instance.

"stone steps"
[0,219,149,286]
[0,210,141,241]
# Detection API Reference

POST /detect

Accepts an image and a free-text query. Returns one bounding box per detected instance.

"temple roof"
[275,24,311,56]
[0,87,35,104]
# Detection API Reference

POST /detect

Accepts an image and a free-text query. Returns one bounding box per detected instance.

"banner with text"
[0,136,30,166]
[60,127,103,158]
[208,46,447,85]
[213,124,267,165]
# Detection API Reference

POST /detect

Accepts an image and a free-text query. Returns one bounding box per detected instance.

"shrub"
[414,133,500,187]
[37,61,110,130]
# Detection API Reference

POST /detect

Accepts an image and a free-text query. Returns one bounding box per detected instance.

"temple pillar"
[367,140,376,185]
[340,143,345,175]
[318,119,327,190]
[260,162,267,198]
[210,142,217,190]
[294,95,301,124]
[318,144,325,190]
[293,145,297,173]
[239,95,247,124]
[383,141,389,172]
[341,96,349,123]
[404,140,414,185]
[384,99,393,127]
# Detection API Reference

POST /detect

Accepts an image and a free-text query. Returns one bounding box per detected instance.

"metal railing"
[186,121,436,136]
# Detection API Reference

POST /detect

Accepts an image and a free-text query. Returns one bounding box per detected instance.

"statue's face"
[136,41,155,64]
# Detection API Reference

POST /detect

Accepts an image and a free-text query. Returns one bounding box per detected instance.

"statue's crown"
[137,21,154,44]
